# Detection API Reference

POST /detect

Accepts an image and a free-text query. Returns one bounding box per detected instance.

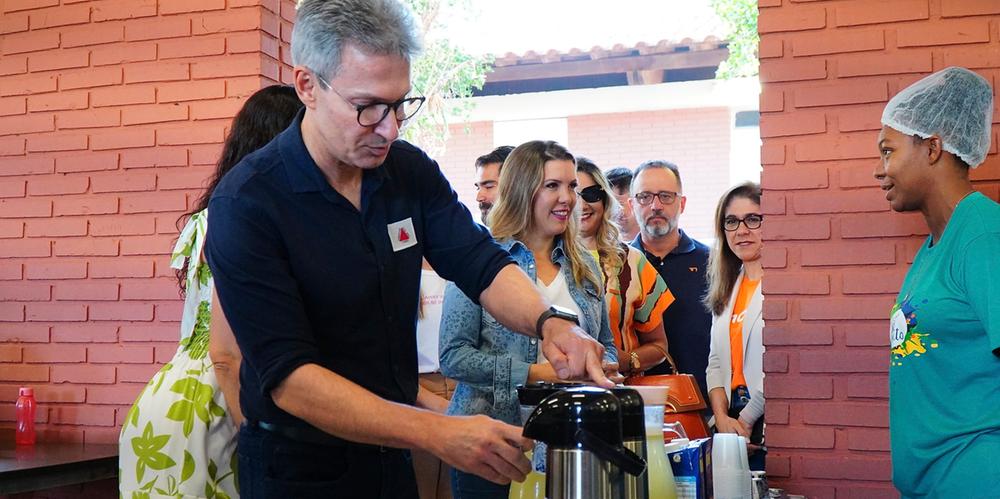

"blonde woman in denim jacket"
[439,141,620,499]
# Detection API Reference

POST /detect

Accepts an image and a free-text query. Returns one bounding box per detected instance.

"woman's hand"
[715,415,750,438]
[602,361,625,385]
[527,363,562,383]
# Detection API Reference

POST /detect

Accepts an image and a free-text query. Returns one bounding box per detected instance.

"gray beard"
[641,217,676,238]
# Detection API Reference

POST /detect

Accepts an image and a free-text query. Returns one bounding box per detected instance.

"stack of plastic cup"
[712,433,751,499]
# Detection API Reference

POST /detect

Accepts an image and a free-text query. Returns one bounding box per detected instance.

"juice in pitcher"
[509,449,545,499]
[633,385,678,499]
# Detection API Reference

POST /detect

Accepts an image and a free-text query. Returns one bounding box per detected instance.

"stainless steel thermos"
[522,386,647,499]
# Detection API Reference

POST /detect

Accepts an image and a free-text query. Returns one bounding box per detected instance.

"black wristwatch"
[535,305,580,340]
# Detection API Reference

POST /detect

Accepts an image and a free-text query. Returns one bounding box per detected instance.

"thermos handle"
[574,429,647,476]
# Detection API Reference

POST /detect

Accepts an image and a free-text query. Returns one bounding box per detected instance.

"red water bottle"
[15,387,36,446]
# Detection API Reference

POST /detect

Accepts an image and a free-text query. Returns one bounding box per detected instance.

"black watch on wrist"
[535,305,580,340]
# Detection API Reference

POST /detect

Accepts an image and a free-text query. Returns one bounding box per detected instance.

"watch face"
[550,305,578,320]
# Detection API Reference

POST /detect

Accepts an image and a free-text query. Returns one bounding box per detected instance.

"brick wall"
[759,1,1000,497]
[0,0,293,461]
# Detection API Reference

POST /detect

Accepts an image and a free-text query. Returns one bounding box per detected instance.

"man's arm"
[439,282,536,389]
[478,265,612,386]
[272,363,531,484]
[207,193,530,485]
[415,157,612,386]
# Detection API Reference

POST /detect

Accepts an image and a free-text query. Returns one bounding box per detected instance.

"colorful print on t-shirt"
[889,294,938,367]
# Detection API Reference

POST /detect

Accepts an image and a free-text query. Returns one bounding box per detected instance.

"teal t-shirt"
[889,191,1000,498]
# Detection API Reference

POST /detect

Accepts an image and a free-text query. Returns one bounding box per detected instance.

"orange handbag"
[626,368,711,441]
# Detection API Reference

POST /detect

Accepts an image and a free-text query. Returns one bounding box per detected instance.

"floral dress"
[119,210,239,499]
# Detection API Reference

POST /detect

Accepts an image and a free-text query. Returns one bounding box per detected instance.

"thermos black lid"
[610,387,645,441]
[522,386,623,448]
[517,382,585,406]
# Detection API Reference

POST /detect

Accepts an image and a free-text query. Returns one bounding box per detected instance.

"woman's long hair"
[488,141,601,291]
[575,159,624,283]
[174,85,303,291]
[703,181,762,316]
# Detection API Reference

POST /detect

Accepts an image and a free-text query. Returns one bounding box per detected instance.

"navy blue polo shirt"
[205,110,514,428]
[631,230,712,402]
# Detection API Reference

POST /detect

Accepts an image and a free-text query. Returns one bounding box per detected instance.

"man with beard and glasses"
[474,145,514,225]
[628,160,712,405]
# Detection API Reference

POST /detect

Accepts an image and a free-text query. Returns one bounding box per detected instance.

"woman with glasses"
[703,181,766,470]
[439,141,620,499]
[576,159,674,377]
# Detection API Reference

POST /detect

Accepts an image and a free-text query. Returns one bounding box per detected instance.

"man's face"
[631,168,686,239]
[611,185,637,235]
[302,44,412,170]
[475,162,501,221]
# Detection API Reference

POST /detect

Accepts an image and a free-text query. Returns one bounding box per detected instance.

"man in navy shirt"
[628,161,713,405]
[205,1,612,497]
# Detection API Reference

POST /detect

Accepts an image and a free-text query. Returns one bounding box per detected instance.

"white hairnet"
[881,66,994,168]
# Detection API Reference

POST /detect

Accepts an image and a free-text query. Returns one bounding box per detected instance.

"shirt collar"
[672,229,696,254]
[631,228,696,259]
[279,109,390,194]
[500,236,568,262]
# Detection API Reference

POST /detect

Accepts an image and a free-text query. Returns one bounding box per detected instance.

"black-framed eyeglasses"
[634,190,678,206]
[723,214,764,231]
[313,70,426,127]
[577,185,606,204]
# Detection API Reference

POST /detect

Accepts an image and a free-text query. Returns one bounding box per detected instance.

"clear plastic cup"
[712,433,751,499]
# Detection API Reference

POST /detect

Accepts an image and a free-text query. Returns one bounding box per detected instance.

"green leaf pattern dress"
[119,210,239,499]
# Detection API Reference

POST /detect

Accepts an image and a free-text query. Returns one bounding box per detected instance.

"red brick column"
[759,1,1000,497]
[0,0,294,456]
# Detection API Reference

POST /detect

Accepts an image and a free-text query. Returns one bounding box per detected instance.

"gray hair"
[291,0,422,79]
[632,160,683,193]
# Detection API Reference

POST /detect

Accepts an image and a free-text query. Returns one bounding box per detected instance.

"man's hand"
[540,320,613,388]
[715,415,750,438]
[431,414,533,485]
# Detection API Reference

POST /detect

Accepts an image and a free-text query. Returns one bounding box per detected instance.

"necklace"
[953,189,975,211]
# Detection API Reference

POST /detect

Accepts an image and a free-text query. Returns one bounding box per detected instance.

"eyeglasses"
[577,185,606,204]
[633,191,679,206]
[723,214,764,231]
[313,70,426,127]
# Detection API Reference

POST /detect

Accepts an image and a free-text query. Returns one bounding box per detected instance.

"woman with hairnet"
[875,66,1000,497]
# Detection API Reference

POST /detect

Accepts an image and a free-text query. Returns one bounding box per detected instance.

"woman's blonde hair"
[575,158,625,282]
[703,181,762,316]
[488,141,601,291]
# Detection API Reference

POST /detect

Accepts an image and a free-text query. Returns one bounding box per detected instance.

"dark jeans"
[749,447,766,471]
[238,423,418,499]
[451,468,509,499]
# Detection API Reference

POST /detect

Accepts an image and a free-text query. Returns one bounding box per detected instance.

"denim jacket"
[439,237,618,425]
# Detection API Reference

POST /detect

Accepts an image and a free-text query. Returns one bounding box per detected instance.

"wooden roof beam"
[485,47,728,83]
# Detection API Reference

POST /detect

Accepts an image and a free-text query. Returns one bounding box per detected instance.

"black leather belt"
[253,420,394,453]
[253,420,349,447]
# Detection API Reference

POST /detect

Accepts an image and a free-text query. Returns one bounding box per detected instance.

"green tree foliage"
[403,0,493,155]
[712,0,759,78]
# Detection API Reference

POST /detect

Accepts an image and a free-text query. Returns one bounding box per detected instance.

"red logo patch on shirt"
[387,217,418,252]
